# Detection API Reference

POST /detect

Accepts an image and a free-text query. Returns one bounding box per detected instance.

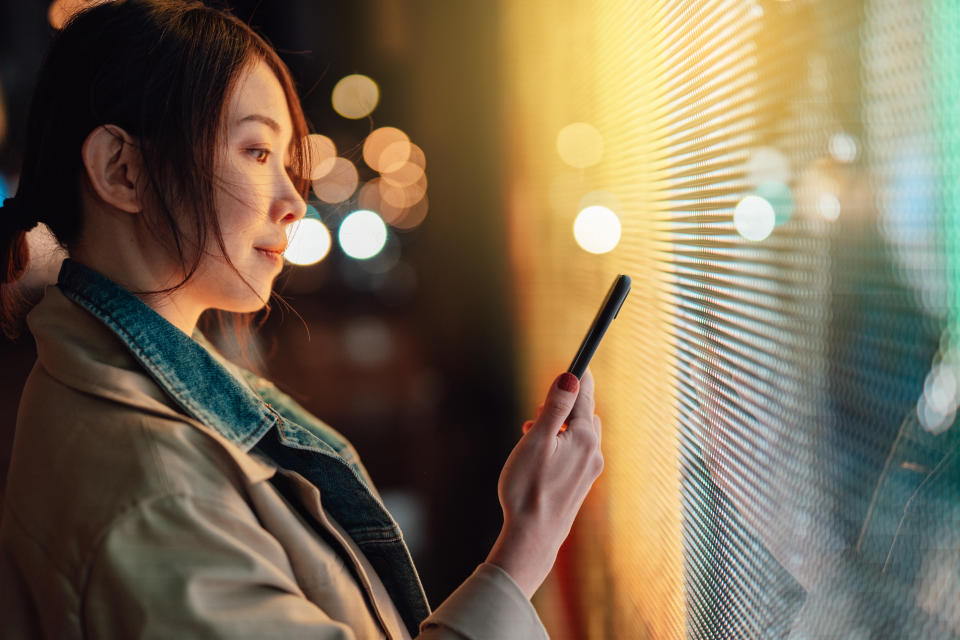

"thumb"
[531,372,579,436]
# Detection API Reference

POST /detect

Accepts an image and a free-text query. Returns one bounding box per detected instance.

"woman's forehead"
[227,61,292,140]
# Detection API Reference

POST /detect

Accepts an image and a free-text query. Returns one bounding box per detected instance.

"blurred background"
[6,0,960,638]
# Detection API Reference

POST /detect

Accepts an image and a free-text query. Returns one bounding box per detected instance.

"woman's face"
[191,58,306,314]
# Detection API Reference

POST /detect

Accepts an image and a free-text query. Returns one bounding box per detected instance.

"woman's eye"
[248,148,271,163]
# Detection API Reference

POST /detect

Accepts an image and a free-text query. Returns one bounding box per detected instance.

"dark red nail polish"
[557,373,578,392]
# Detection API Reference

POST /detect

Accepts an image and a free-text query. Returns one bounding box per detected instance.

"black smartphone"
[567,274,631,379]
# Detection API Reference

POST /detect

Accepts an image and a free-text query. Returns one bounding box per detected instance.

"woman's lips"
[255,247,284,265]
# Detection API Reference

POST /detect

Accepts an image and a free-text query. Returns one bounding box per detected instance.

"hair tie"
[1,196,40,234]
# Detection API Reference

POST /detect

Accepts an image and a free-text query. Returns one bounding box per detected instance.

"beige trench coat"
[0,284,549,639]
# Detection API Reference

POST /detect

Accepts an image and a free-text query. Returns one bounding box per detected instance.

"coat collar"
[54,258,278,451]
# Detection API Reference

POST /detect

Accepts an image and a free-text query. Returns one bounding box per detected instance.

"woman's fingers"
[523,371,599,436]
[530,372,579,437]
[568,367,596,427]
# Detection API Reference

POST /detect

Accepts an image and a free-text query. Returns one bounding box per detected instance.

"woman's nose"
[276,174,308,223]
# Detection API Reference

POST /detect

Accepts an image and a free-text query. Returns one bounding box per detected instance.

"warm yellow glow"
[284,218,331,266]
[363,127,410,172]
[556,122,604,168]
[503,1,688,636]
[338,210,388,260]
[300,134,337,181]
[379,174,427,209]
[734,195,776,241]
[331,74,380,119]
[817,192,841,221]
[829,132,858,163]
[311,157,359,204]
[746,146,791,186]
[381,142,427,187]
[357,179,406,226]
[391,195,429,230]
[382,161,425,188]
[573,205,622,254]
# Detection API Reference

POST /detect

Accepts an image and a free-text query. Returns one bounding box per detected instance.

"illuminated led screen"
[503,0,960,637]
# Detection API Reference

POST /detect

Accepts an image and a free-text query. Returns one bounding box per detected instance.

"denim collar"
[56,258,277,451]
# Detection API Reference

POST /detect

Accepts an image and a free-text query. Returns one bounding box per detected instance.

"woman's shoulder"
[3,361,268,586]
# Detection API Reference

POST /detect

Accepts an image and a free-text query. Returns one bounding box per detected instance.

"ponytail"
[0,195,41,340]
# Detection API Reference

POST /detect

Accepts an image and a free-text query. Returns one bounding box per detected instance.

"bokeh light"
[358,179,404,225]
[391,195,429,231]
[343,318,394,367]
[733,195,776,241]
[829,132,858,163]
[817,192,841,221]
[380,174,428,209]
[573,205,622,254]
[578,190,623,213]
[284,218,332,266]
[300,134,337,180]
[312,157,359,204]
[556,122,604,168]
[331,74,380,120]
[746,146,791,186]
[381,142,426,187]
[357,179,429,230]
[339,210,388,260]
[363,127,410,172]
[755,181,795,225]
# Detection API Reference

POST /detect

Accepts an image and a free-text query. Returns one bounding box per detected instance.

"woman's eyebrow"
[236,113,294,148]
[237,113,281,132]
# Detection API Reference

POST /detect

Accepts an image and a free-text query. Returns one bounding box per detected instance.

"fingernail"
[557,372,578,392]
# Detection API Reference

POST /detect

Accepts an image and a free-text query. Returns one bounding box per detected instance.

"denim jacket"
[0,258,548,639]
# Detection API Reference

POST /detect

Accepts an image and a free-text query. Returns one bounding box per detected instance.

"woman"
[0,1,604,638]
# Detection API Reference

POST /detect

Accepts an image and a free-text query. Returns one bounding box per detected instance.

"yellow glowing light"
[817,193,841,221]
[284,218,331,266]
[312,157,359,204]
[746,147,791,186]
[358,179,406,226]
[734,195,776,241]
[556,122,604,168]
[391,195,429,230]
[573,205,622,254]
[829,132,858,163]
[381,142,426,189]
[380,174,428,209]
[379,140,411,172]
[331,74,380,120]
[382,161,426,188]
[384,141,426,171]
[339,210,388,260]
[363,127,410,172]
[300,134,337,180]
[578,190,622,213]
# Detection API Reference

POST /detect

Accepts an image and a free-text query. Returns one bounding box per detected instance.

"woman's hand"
[484,368,604,599]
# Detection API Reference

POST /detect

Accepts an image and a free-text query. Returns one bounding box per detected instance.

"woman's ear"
[80,124,144,214]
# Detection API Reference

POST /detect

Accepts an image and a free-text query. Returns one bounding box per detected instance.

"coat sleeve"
[81,493,549,640]
[418,563,550,640]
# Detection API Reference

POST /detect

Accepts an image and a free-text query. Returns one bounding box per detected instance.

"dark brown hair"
[0,0,311,370]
